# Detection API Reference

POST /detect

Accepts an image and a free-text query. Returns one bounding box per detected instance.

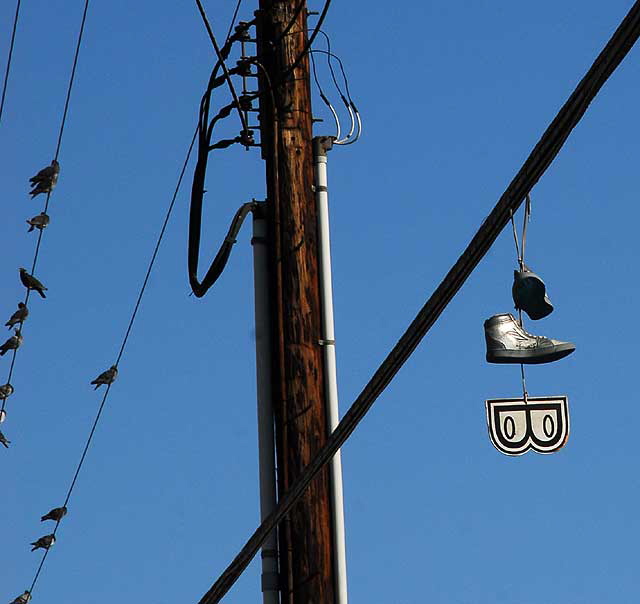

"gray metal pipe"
[251,207,279,604]
[313,136,349,604]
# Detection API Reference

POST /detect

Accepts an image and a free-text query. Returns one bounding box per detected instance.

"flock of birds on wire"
[1,1,350,601]
[1,162,117,604]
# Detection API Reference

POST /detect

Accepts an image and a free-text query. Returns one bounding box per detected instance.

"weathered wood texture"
[257,1,336,603]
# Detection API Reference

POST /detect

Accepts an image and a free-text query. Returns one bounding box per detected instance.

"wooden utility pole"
[256,2,336,603]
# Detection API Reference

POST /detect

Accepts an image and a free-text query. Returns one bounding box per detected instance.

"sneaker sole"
[486,343,575,365]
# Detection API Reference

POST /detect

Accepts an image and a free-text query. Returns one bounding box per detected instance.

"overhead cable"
[194,0,248,134]
[196,2,640,601]
[20,125,198,600]
[0,0,21,126]
[1,0,91,418]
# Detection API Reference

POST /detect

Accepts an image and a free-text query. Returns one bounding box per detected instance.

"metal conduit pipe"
[313,136,349,604]
[251,205,280,604]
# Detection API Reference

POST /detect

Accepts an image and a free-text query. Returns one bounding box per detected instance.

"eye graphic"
[486,397,570,456]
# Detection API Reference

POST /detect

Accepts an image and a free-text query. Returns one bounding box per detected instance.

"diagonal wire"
[194,0,247,133]
[224,0,244,44]
[23,125,198,599]
[1,0,90,416]
[0,0,21,126]
[197,2,640,601]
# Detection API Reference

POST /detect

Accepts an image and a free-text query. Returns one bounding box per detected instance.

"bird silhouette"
[30,534,55,551]
[26,212,50,232]
[0,329,23,356]
[29,160,59,198]
[91,365,118,389]
[19,268,47,298]
[41,506,68,522]
[5,303,28,329]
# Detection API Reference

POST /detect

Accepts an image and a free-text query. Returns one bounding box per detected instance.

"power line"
[0,0,21,126]
[1,0,91,418]
[194,0,248,134]
[21,125,198,600]
[196,2,640,601]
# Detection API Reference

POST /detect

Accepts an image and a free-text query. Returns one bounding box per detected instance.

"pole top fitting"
[313,136,335,157]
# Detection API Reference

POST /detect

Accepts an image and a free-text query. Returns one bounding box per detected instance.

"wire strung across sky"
[0,0,21,126]
[2,0,91,419]
[196,1,640,601]
[8,2,252,600]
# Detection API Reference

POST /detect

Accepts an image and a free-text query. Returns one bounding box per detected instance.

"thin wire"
[2,0,89,417]
[224,0,244,44]
[194,0,248,133]
[0,0,21,125]
[281,0,332,82]
[24,126,198,598]
[54,0,90,161]
[198,2,640,598]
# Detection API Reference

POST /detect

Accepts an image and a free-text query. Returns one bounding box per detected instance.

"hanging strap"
[510,193,532,271]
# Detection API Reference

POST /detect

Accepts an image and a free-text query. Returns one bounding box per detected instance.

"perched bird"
[91,365,118,389]
[0,430,10,448]
[0,329,23,356]
[41,506,67,522]
[0,383,14,400]
[30,533,55,551]
[5,302,28,329]
[29,160,59,198]
[9,591,31,604]
[19,268,47,298]
[26,212,50,232]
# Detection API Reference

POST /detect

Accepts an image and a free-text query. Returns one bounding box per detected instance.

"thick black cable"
[280,0,332,82]
[0,0,21,125]
[22,126,198,599]
[197,3,640,601]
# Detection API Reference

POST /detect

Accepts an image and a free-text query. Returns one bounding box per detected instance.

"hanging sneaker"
[512,266,553,320]
[484,313,575,364]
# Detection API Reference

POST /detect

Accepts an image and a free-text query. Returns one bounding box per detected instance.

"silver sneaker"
[484,313,575,364]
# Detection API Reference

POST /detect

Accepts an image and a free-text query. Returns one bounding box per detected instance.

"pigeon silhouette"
[0,329,23,356]
[91,365,118,389]
[26,212,50,232]
[0,430,10,448]
[41,506,67,522]
[30,534,55,551]
[0,383,14,400]
[29,160,59,198]
[19,268,47,298]
[5,303,28,329]
[9,590,31,604]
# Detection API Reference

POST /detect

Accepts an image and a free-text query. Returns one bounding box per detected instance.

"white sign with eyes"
[485,396,570,456]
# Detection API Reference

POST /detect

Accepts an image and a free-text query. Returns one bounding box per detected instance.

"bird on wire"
[5,302,28,329]
[41,506,67,522]
[30,534,55,551]
[0,430,10,448]
[0,329,23,356]
[19,268,47,298]
[9,590,31,604]
[91,365,118,389]
[29,160,59,198]
[0,383,14,400]
[26,212,50,232]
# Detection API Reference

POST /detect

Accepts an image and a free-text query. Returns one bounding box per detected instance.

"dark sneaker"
[484,313,575,364]
[512,266,553,320]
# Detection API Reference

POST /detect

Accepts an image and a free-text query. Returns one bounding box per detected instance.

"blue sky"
[2,1,639,603]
